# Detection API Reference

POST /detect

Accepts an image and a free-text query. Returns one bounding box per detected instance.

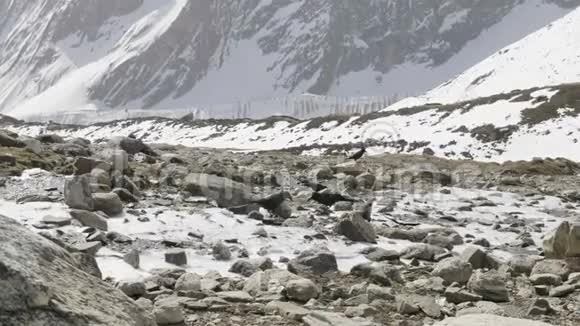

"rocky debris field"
[1,128,580,326]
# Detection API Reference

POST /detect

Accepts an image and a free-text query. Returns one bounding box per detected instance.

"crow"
[309,190,356,207]
[253,191,292,211]
[348,147,366,161]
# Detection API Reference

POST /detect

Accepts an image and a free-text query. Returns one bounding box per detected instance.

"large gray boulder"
[69,210,108,231]
[64,175,94,211]
[92,193,124,216]
[335,212,376,243]
[543,221,580,258]
[183,173,256,207]
[0,215,154,326]
[288,248,338,276]
[432,258,473,284]
[467,270,509,302]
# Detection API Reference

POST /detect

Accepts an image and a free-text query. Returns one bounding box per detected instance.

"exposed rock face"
[0,215,154,326]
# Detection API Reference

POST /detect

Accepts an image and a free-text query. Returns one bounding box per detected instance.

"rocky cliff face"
[0,0,578,118]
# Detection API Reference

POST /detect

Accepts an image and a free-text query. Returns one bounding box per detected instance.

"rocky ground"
[1,129,579,326]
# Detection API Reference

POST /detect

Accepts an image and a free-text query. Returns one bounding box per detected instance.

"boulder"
[37,134,64,144]
[401,244,446,261]
[288,248,338,276]
[531,259,574,281]
[123,249,140,269]
[69,210,108,231]
[229,260,257,277]
[92,193,123,216]
[108,136,157,156]
[285,278,319,302]
[433,314,555,326]
[265,301,309,321]
[444,287,482,304]
[432,258,473,284]
[73,157,111,175]
[153,297,183,325]
[165,250,187,266]
[53,143,90,157]
[460,246,488,269]
[113,188,139,203]
[174,273,201,292]
[543,221,580,258]
[335,212,377,243]
[244,269,302,296]
[118,281,147,297]
[212,242,232,261]
[0,131,25,147]
[468,270,509,302]
[64,175,94,211]
[183,173,256,207]
[0,215,154,326]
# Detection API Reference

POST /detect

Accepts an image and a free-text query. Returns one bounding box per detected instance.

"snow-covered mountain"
[1,0,578,119]
[391,2,580,108]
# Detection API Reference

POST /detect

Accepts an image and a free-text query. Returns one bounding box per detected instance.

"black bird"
[348,147,366,161]
[253,191,292,211]
[309,190,356,207]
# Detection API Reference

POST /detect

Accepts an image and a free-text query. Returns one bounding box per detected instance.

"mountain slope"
[0,0,577,119]
[392,4,580,108]
[5,82,580,162]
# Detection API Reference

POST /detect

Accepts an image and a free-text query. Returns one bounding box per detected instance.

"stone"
[253,226,268,238]
[244,269,302,296]
[71,252,102,279]
[460,246,488,269]
[433,314,556,326]
[288,248,339,276]
[212,242,232,261]
[0,131,25,147]
[303,311,374,326]
[183,173,256,207]
[216,291,253,303]
[333,162,365,176]
[175,273,201,292]
[345,304,377,317]
[70,209,108,231]
[135,297,154,311]
[65,175,94,211]
[113,188,139,203]
[42,215,71,227]
[37,133,64,144]
[444,287,482,304]
[124,249,140,269]
[366,284,395,301]
[118,281,147,297]
[92,192,123,216]
[549,284,575,297]
[397,297,420,315]
[285,278,319,302]
[73,157,111,175]
[72,241,102,256]
[109,136,157,156]
[432,257,473,284]
[531,259,573,281]
[106,231,133,244]
[154,297,184,325]
[543,221,580,259]
[468,270,509,302]
[91,168,111,186]
[365,248,400,262]
[401,244,446,261]
[424,233,454,250]
[265,301,309,321]
[165,250,187,266]
[527,298,553,316]
[335,212,377,243]
[534,285,550,296]
[313,165,334,179]
[530,273,562,286]
[0,215,154,326]
[229,260,257,277]
[509,255,542,275]
[53,142,90,157]
[356,173,376,189]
